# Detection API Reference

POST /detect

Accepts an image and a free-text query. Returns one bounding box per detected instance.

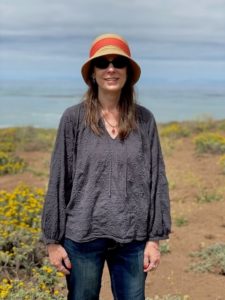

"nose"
[107,62,115,71]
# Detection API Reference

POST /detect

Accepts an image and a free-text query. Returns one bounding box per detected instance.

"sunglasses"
[93,56,128,69]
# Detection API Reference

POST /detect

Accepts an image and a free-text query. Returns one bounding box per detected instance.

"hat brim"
[81,47,141,86]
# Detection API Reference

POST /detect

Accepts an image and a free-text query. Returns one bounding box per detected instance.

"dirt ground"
[1,137,225,300]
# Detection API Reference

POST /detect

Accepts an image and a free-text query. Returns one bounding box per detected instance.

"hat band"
[89,38,131,58]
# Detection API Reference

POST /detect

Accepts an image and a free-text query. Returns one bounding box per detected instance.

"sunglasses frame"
[93,56,129,69]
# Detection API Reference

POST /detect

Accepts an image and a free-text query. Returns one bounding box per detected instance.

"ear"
[92,73,96,84]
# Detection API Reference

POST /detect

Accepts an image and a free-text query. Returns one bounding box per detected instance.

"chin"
[106,83,124,90]
[106,87,122,93]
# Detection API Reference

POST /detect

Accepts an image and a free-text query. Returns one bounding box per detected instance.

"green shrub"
[218,120,225,131]
[0,185,67,299]
[196,189,223,204]
[194,132,225,154]
[0,128,18,153]
[160,240,171,254]
[190,243,225,275]
[0,152,27,175]
[0,185,45,277]
[0,263,66,299]
[0,127,56,153]
[0,142,15,153]
[186,116,217,134]
[174,216,188,227]
[160,123,190,139]
[14,127,56,152]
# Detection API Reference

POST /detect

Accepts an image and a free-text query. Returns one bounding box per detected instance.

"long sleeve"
[41,109,75,245]
[148,116,171,241]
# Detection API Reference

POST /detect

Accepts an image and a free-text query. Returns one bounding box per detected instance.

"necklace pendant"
[112,128,115,134]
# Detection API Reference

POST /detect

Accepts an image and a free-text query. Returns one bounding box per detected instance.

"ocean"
[0,79,225,128]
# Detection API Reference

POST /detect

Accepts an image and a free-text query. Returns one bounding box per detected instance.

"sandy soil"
[1,137,225,299]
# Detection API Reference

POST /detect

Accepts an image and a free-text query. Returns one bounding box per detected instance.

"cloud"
[1,0,225,39]
[1,0,225,81]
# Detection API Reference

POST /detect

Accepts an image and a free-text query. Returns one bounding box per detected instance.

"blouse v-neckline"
[101,118,119,140]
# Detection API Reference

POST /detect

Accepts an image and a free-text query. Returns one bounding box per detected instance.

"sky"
[1,0,225,89]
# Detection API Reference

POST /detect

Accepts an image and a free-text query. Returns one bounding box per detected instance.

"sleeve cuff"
[40,234,61,245]
[148,235,170,241]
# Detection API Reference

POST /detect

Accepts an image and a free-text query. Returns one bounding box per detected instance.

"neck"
[98,90,121,112]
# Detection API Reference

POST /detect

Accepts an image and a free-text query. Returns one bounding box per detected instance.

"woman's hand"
[143,241,160,272]
[47,244,72,275]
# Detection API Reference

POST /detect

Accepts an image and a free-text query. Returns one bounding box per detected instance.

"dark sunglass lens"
[113,57,128,68]
[94,56,128,69]
[94,58,109,69]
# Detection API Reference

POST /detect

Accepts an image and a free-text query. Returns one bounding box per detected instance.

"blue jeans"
[63,238,147,300]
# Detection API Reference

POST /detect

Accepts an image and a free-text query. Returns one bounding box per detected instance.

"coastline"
[1,79,225,128]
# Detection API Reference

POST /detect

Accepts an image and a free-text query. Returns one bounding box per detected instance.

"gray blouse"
[41,102,171,244]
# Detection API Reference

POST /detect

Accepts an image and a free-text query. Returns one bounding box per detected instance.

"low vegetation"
[0,185,66,299]
[0,117,225,298]
[196,188,223,204]
[160,240,171,255]
[0,127,55,153]
[194,132,225,154]
[0,127,55,176]
[147,296,190,300]
[174,216,188,227]
[190,243,225,275]
[0,152,27,175]
[160,122,190,139]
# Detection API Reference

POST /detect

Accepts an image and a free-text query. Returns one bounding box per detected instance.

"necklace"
[102,115,118,135]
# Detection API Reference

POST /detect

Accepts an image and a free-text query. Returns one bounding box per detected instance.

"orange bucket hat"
[81,33,141,85]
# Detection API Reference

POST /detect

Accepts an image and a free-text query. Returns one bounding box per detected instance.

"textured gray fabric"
[41,102,171,245]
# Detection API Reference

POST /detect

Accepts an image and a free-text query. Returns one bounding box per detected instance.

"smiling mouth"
[105,78,119,81]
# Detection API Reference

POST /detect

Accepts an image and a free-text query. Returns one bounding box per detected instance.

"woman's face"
[92,55,127,94]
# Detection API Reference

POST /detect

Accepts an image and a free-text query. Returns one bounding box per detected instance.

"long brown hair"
[83,63,137,140]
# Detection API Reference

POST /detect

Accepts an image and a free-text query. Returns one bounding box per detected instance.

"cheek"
[93,68,101,80]
[121,68,127,78]
[121,70,127,84]
[95,75,104,86]
[95,70,105,81]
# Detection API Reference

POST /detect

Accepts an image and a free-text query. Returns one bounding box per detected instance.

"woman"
[41,33,171,300]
